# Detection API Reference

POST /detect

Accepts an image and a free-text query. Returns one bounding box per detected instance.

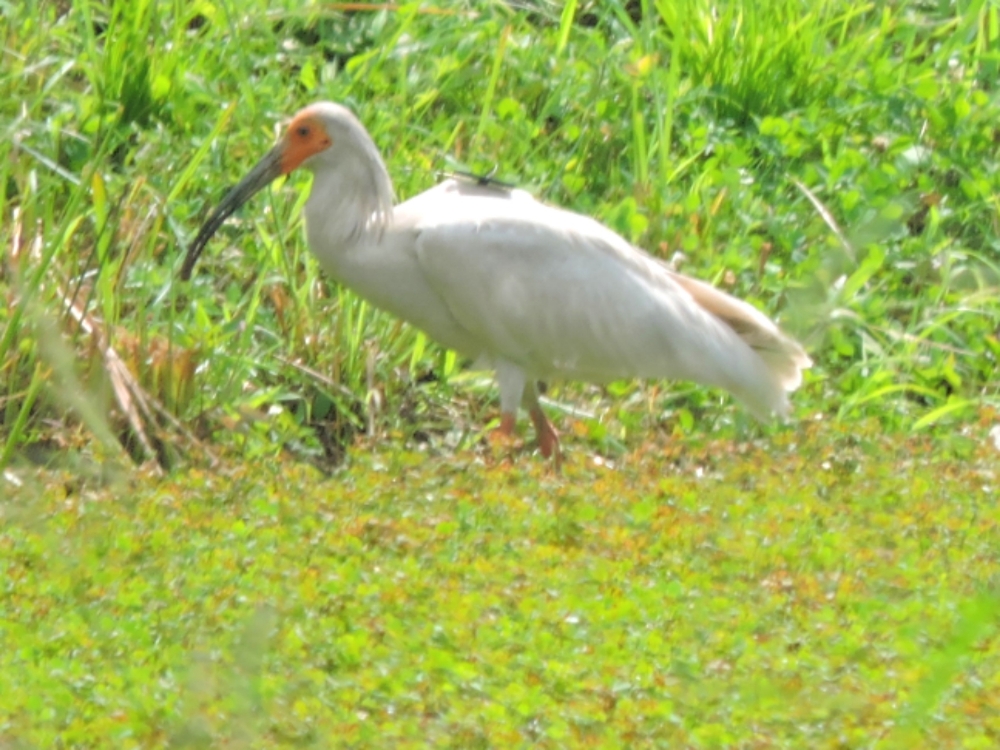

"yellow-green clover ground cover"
[3,421,998,747]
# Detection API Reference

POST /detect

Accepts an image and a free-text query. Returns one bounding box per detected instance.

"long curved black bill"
[180,144,285,280]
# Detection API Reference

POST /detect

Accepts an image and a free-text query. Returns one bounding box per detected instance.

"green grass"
[3,422,999,747]
[2,0,1000,745]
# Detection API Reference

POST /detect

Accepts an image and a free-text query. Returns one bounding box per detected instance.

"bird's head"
[180,102,390,280]
[278,107,335,173]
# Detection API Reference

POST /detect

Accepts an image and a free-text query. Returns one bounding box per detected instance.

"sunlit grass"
[2,1,1000,745]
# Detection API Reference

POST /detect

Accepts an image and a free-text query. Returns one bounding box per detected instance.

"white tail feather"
[667,270,812,410]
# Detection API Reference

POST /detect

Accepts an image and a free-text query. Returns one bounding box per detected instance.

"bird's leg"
[489,360,527,457]
[529,407,561,462]
[496,412,517,439]
[525,382,561,467]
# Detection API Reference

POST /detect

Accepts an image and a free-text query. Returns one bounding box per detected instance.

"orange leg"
[489,411,519,458]
[530,406,561,467]
[497,412,516,438]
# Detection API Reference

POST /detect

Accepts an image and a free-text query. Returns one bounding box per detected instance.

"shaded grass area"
[3,422,999,747]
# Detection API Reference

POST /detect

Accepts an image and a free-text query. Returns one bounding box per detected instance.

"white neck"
[303,144,395,260]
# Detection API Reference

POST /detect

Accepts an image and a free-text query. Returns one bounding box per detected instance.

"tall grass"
[1,0,998,470]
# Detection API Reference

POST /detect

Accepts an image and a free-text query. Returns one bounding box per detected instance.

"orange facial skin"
[280,113,332,174]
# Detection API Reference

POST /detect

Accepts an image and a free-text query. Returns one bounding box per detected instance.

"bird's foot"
[488,412,519,464]
[530,407,562,470]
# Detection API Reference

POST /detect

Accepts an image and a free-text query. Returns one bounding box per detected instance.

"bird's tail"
[667,270,812,414]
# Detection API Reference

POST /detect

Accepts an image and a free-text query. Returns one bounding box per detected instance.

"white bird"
[182,102,811,463]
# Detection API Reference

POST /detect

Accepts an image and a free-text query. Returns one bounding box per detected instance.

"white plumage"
[183,102,811,462]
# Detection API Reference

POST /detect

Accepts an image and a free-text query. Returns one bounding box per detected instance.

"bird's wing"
[403,192,801,418]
